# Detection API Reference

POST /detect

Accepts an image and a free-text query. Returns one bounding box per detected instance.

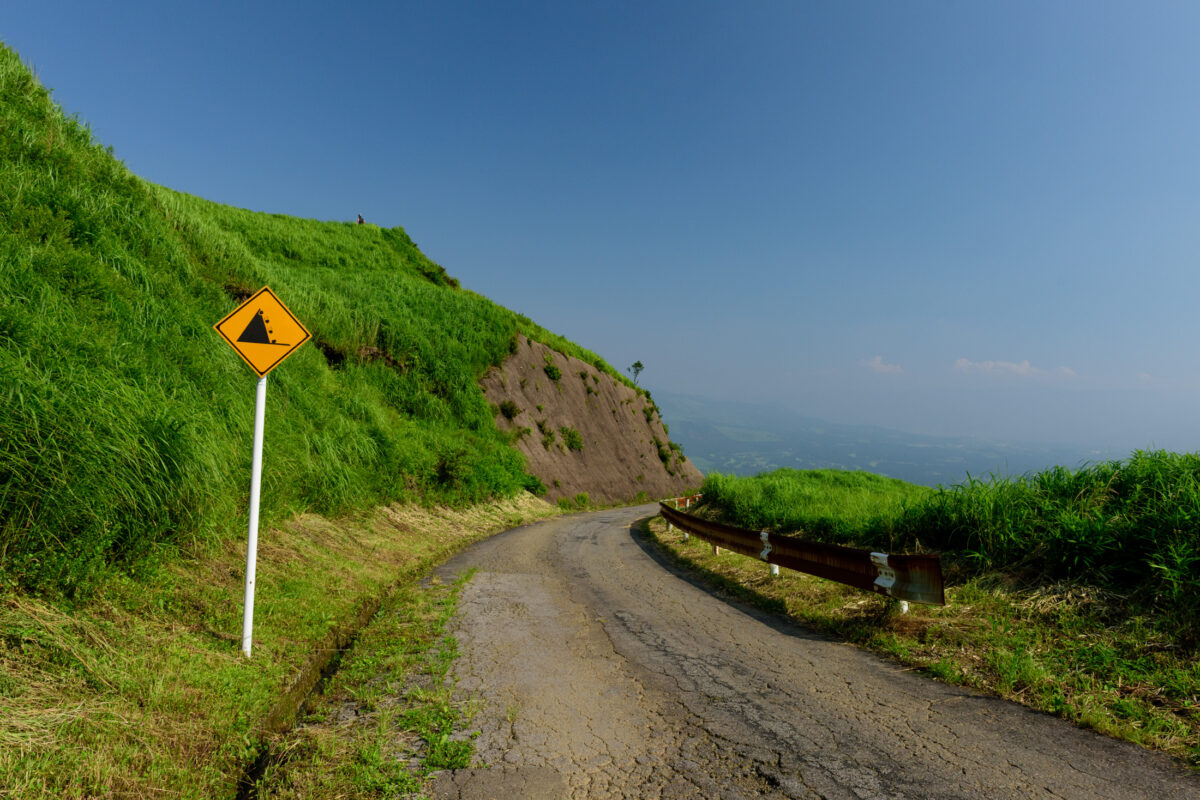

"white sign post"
[213,287,311,658]
[241,375,267,657]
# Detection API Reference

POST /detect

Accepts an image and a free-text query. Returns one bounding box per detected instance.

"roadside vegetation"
[701,452,1200,642]
[699,468,933,540]
[658,453,1200,768]
[0,494,557,798]
[254,570,480,799]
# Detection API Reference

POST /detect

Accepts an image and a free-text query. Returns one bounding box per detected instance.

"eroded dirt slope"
[481,336,702,504]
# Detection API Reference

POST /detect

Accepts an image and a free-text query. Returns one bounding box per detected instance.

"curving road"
[430,505,1200,800]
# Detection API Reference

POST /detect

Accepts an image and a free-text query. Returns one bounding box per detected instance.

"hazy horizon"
[7,1,1200,455]
[653,389,1130,487]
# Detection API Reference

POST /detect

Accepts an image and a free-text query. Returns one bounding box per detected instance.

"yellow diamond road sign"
[214,287,311,377]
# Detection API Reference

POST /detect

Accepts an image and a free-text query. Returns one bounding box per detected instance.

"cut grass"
[254,571,479,798]
[643,516,1200,769]
[0,494,557,799]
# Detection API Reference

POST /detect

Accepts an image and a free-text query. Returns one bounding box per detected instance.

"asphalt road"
[430,505,1200,800]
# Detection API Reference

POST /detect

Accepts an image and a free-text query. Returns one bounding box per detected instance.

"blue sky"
[6,1,1200,453]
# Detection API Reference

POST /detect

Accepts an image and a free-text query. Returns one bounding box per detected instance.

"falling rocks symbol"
[237,309,288,346]
[214,286,310,378]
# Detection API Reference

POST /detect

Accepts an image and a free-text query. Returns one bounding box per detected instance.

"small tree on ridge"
[628,361,644,385]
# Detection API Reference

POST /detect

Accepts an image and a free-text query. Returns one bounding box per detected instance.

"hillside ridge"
[0,43,694,594]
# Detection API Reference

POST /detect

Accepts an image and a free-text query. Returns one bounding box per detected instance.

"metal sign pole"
[241,375,267,658]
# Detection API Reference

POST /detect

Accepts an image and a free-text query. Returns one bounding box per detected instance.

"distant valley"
[656,392,1116,487]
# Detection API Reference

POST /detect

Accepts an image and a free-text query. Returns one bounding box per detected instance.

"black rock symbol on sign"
[237,309,288,346]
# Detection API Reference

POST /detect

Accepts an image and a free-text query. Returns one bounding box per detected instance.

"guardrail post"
[759,531,776,578]
[665,498,686,540]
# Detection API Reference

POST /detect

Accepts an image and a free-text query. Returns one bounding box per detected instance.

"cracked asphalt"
[430,505,1200,799]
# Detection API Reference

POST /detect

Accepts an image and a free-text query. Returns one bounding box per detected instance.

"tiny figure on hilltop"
[357,214,365,225]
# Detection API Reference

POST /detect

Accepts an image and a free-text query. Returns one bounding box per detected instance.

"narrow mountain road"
[430,505,1200,800]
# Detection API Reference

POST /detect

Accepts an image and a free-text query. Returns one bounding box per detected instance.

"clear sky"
[7,1,1200,453]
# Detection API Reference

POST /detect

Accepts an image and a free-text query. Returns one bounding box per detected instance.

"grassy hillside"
[0,44,629,596]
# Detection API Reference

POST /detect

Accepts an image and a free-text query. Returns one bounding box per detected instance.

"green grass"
[255,570,479,798]
[0,495,557,799]
[702,453,1200,643]
[557,492,591,511]
[559,425,584,452]
[700,467,932,540]
[0,43,630,597]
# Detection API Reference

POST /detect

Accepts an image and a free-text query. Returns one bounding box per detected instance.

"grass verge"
[643,516,1200,770]
[253,570,479,799]
[701,454,1200,644]
[0,494,557,799]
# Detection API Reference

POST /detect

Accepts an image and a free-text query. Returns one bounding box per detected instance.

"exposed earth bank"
[481,336,703,504]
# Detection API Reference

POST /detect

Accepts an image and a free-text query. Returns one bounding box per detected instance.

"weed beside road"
[0,42,633,599]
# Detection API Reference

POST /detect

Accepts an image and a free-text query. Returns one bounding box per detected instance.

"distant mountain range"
[655,391,1117,488]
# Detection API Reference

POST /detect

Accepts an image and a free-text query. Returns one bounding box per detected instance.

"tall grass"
[893,451,1200,630]
[700,468,932,541]
[0,44,622,596]
[702,451,1200,640]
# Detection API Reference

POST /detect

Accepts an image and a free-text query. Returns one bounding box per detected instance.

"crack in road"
[429,506,1200,799]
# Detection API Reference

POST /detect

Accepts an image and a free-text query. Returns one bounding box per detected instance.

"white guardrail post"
[669,497,690,540]
[761,531,780,576]
[870,551,909,613]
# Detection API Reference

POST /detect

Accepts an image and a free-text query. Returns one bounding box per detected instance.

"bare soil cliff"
[480,336,703,505]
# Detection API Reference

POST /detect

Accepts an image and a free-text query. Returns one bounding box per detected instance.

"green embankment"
[0,43,626,596]
[702,451,1200,638]
[0,42,640,798]
[700,468,932,540]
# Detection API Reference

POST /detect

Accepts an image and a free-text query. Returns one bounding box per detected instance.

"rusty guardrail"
[658,503,945,606]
